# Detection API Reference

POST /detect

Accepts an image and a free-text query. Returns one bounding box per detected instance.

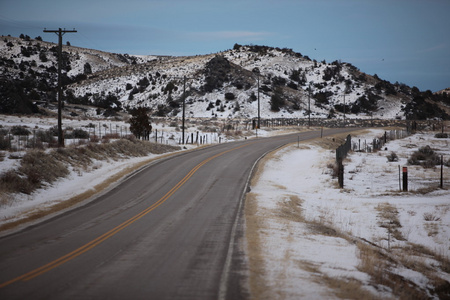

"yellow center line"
[0,142,253,289]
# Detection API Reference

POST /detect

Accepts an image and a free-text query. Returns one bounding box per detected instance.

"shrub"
[83,62,92,75]
[270,88,284,112]
[0,134,11,150]
[423,212,441,222]
[68,128,89,139]
[435,132,448,138]
[0,169,33,194]
[39,51,47,62]
[11,126,31,136]
[36,129,56,143]
[224,92,235,100]
[407,145,440,167]
[314,91,332,107]
[386,152,398,162]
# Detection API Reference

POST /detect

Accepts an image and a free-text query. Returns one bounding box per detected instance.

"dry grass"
[0,138,180,196]
[0,139,180,231]
[319,275,380,300]
[244,192,270,300]
[375,202,404,242]
[276,195,305,223]
[357,238,450,299]
[0,152,177,232]
[357,242,391,286]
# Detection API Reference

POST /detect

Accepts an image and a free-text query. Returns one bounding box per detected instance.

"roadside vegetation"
[0,136,180,202]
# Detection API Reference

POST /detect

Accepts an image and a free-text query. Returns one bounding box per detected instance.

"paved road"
[0,128,353,300]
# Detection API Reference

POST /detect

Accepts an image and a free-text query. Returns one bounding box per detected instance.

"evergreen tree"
[129,107,152,140]
[83,62,92,75]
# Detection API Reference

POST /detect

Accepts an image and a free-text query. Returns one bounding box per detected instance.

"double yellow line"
[0,142,251,289]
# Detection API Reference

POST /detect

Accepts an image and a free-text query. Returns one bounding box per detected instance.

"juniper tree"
[129,107,152,140]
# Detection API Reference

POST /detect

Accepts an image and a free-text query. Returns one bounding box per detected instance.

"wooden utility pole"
[257,73,260,129]
[308,83,311,128]
[183,76,186,144]
[343,92,346,127]
[43,28,77,147]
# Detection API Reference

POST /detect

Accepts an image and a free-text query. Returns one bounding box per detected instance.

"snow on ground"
[1,112,449,297]
[248,129,450,299]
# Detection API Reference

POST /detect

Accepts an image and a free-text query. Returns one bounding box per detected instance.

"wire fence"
[352,129,411,153]
[0,123,132,151]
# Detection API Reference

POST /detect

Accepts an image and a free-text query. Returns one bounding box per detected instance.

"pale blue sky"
[1,0,449,92]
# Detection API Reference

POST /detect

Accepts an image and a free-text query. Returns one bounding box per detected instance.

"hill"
[1,36,449,120]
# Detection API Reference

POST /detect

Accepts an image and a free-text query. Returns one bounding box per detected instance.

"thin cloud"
[187,30,272,41]
[417,43,448,54]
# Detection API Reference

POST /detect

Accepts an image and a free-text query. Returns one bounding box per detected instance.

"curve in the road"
[0,141,256,289]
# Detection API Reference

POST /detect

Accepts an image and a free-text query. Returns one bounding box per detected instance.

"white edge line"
[217,143,287,300]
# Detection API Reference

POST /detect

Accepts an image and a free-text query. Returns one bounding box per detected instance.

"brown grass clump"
[376,202,404,242]
[357,240,450,299]
[0,150,69,194]
[0,141,181,232]
[244,192,270,300]
[319,275,379,300]
[276,195,305,223]
[0,138,180,209]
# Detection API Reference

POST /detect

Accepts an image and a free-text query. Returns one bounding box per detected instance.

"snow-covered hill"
[2,36,449,120]
[67,44,411,120]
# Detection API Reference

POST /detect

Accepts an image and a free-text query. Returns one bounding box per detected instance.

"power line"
[0,15,43,30]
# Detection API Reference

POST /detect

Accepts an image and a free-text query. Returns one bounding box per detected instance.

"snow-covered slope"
[66,45,412,119]
[1,36,436,119]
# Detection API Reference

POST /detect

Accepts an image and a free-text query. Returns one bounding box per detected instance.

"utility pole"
[308,83,311,128]
[43,28,77,147]
[172,75,194,144]
[257,73,260,129]
[252,68,261,129]
[183,76,186,144]
[343,92,346,128]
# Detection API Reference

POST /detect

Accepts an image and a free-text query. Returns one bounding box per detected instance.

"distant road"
[0,128,354,300]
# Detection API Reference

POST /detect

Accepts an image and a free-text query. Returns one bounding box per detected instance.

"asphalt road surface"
[0,128,353,300]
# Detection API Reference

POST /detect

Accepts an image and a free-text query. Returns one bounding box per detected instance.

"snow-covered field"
[247,129,449,299]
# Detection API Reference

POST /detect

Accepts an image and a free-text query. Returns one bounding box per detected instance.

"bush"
[386,152,398,162]
[11,126,31,136]
[407,145,440,168]
[39,51,47,62]
[66,128,89,139]
[314,91,332,107]
[35,130,55,144]
[435,132,448,138]
[270,88,284,112]
[0,150,71,194]
[0,134,11,150]
[224,92,235,100]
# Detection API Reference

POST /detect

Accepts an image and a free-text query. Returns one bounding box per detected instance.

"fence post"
[402,167,408,191]
[338,158,344,188]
